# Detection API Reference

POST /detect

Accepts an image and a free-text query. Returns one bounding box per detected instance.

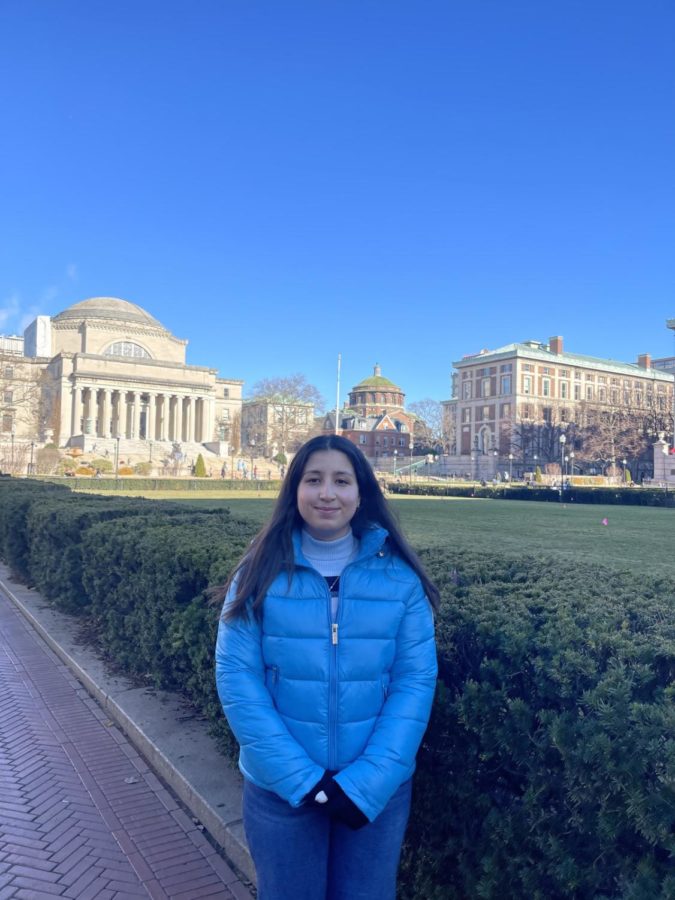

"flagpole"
[335,353,341,435]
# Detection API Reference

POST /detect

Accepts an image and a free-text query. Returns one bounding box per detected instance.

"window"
[462,408,471,424]
[359,435,367,445]
[523,375,532,394]
[481,377,491,398]
[500,363,512,373]
[574,384,581,400]
[585,373,594,381]
[542,366,552,375]
[561,408,569,422]
[3,391,13,404]
[574,371,581,380]
[4,367,13,378]
[399,437,406,447]
[383,437,389,447]
[521,404,531,420]
[462,381,472,400]
[586,385,593,400]
[542,407,553,424]
[104,341,151,359]
[560,381,569,399]
[500,374,512,394]
[598,387,606,402]
[2,414,12,432]
[611,388,619,404]
[542,378,551,397]
[598,376,607,384]
[223,388,230,398]
[559,369,569,378]
[522,363,533,372]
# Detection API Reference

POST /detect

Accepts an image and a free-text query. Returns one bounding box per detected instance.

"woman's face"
[296,449,360,541]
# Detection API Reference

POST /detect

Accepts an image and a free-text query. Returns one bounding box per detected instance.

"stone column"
[133,393,143,440]
[194,398,203,443]
[204,396,215,443]
[184,396,194,442]
[147,393,156,441]
[174,396,183,443]
[155,395,166,441]
[99,390,110,438]
[70,385,83,437]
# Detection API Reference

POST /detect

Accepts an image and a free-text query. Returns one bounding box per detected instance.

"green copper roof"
[353,375,400,389]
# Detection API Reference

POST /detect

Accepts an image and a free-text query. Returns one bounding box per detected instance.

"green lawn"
[172,495,675,578]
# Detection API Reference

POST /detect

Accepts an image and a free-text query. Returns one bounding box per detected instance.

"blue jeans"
[243,778,412,900]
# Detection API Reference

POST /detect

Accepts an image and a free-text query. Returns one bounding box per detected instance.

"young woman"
[215,435,438,900]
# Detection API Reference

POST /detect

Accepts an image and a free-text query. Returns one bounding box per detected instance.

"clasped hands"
[304,771,369,830]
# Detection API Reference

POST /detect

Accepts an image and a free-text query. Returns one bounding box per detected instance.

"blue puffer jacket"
[215,526,437,822]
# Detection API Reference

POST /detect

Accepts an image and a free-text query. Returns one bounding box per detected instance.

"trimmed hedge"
[388,482,675,507]
[400,551,675,899]
[41,476,281,492]
[1,479,674,897]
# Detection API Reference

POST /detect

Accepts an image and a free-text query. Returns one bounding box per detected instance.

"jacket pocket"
[381,673,391,703]
[265,665,280,701]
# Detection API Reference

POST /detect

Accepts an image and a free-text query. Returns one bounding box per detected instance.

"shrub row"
[388,482,675,507]
[1,480,673,898]
[41,476,281,492]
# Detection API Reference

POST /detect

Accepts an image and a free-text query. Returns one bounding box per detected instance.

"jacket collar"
[292,525,388,568]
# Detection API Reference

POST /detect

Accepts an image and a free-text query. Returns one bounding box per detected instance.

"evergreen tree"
[194,453,207,478]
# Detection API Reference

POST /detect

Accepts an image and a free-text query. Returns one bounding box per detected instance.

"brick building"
[442,335,674,479]
[324,365,414,467]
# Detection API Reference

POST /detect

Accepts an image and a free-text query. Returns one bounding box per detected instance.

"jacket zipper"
[327,577,339,771]
[314,540,386,772]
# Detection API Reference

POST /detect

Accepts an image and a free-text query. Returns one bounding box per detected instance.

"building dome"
[351,364,402,393]
[53,297,165,329]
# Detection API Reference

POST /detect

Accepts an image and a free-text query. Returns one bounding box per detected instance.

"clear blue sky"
[1,1,674,409]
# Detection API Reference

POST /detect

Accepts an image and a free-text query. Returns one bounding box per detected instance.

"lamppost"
[114,435,121,481]
[622,458,627,483]
[250,437,256,480]
[470,450,476,482]
[533,453,538,480]
[564,454,569,477]
[508,452,513,483]
[393,450,398,478]
[10,427,15,472]
[559,433,567,480]
[493,448,498,479]
[29,441,35,476]
[569,451,575,478]
[409,441,413,483]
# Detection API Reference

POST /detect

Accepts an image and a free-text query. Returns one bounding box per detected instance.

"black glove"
[303,772,369,830]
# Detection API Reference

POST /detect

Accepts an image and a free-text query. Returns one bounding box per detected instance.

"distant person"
[215,435,438,900]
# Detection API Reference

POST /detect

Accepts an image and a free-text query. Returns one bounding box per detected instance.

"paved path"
[0,590,252,900]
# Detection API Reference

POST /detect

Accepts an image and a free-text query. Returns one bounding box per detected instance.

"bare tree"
[578,396,674,478]
[1,354,48,447]
[247,374,325,456]
[408,398,449,453]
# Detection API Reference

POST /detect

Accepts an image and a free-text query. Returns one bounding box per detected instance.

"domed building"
[347,364,406,417]
[5,297,242,458]
[323,364,414,466]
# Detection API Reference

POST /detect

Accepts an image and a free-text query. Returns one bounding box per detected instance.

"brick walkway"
[0,591,252,900]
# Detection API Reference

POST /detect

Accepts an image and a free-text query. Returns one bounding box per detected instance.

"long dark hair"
[216,434,439,619]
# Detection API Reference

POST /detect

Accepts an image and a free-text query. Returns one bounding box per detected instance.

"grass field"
[160,494,675,578]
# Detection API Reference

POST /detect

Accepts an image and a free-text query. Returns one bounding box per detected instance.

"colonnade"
[70,386,214,443]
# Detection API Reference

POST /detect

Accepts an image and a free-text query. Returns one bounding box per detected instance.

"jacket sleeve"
[334,578,437,822]
[215,600,324,807]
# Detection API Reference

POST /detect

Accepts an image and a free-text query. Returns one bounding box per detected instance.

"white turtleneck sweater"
[301,529,359,619]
